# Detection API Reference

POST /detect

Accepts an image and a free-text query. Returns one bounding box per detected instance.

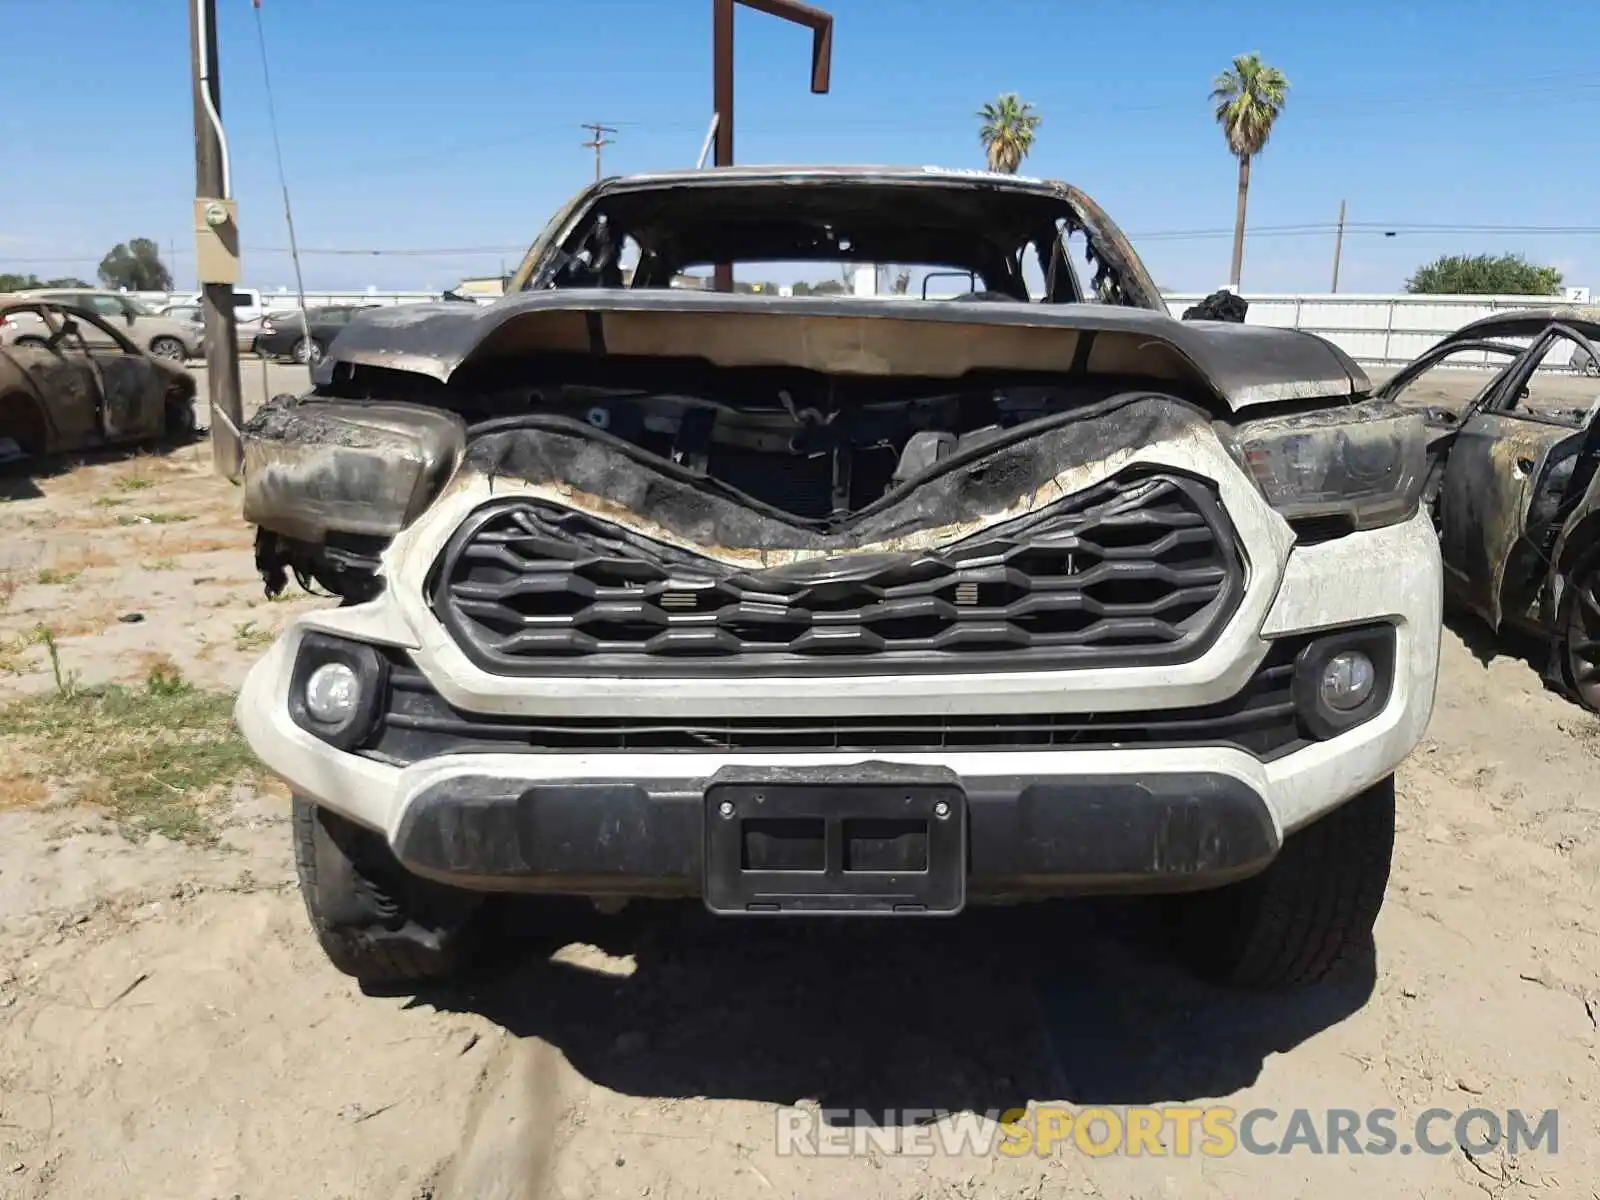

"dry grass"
[116,511,195,527]
[0,626,49,675]
[233,620,275,652]
[0,655,257,841]
[0,774,48,811]
[34,568,80,587]
[26,604,125,641]
[145,532,248,558]
[0,568,17,614]
[40,543,117,574]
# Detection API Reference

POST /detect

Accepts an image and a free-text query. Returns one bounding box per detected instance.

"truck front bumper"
[237,505,1441,906]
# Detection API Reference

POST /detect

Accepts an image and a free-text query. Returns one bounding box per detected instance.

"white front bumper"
[237,471,1442,859]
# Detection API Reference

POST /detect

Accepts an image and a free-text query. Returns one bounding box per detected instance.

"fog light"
[1318,650,1375,712]
[304,661,360,725]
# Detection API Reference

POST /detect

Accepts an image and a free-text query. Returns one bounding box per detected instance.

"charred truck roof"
[310,167,1369,413]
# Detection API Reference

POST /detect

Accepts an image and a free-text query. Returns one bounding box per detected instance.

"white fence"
[1164,292,1592,369]
[130,287,1590,370]
[131,289,444,311]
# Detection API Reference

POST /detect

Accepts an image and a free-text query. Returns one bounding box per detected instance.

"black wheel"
[162,393,198,441]
[292,796,485,985]
[11,336,47,351]
[292,336,323,365]
[1161,775,1395,989]
[1561,562,1600,713]
[0,392,47,459]
[149,336,186,362]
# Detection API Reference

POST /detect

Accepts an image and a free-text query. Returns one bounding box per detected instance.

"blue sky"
[5,0,1600,295]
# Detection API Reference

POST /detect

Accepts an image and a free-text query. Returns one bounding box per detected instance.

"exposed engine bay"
[245,361,1221,603]
[462,370,1205,522]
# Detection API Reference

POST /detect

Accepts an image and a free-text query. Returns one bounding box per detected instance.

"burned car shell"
[1377,308,1600,709]
[0,299,197,457]
[233,167,1441,987]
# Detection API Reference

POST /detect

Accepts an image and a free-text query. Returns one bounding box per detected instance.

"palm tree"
[1211,53,1289,288]
[977,94,1041,174]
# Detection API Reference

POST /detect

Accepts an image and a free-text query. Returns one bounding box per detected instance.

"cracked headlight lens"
[1233,400,1427,530]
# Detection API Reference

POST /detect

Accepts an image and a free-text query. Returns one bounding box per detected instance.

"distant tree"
[977,93,1041,174]
[1211,53,1290,289]
[0,272,92,291]
[97,239,173,292]
[1405,253,1562,296]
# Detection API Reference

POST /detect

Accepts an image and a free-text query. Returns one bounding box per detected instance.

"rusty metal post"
[712,0,833,292]
[190,0,243,481]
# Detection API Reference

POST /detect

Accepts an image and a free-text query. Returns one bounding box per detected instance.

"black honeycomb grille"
[432,472,1243,677]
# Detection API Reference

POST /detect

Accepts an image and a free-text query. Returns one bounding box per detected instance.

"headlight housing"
[1232,400,1427,531]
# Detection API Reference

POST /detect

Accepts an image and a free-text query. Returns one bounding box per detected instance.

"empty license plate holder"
[703,767,966,915]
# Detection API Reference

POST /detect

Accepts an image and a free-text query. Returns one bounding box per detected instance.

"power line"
[580,122,617,182]
[15,219,1600,268]
[300,71,1600,182]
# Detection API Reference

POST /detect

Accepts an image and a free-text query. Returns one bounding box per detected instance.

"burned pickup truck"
[1377,308,1600,712]
[235,167,1441,991]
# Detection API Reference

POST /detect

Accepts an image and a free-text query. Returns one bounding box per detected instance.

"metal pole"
[712,0,735,292]
[710,0,834,292]
[1331,199,1346,294]
[696,112,720,169]
[190,0,243,481]
[581,123,616,183]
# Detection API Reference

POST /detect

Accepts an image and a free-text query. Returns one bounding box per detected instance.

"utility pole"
[711,0,833,291]
[1330,199,1347,294]
[581,123,617,182]
[189,0,244,480]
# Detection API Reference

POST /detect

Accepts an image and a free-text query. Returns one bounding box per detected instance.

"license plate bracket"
[703,766,966,915]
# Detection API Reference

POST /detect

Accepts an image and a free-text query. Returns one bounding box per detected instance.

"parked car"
[174,286,274,326]
[255,305,378,364]
[237,316,264,356]
[0,298,198,461]
[5,289,203,362]
[1376,308,1600,712]
[234,166,1441,992]
[165,303,264,356]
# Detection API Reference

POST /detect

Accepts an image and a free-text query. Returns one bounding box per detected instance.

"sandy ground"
[1,364,1598,1199]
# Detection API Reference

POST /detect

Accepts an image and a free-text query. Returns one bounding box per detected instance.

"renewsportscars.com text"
[774,1105,1558,1159]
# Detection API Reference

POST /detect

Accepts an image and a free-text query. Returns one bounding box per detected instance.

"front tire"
[292,796,484,985]
[1161,775,1395,990]
[1560,562,1600,714]
[162,393,198,441]
[149,336,186,362]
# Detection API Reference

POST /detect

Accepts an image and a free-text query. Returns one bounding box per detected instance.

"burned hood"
[319,290,1369,412]
[1426,307,1600,347]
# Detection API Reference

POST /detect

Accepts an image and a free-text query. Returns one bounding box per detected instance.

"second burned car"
[233,167,1442,991]
[1378,308,1600,712]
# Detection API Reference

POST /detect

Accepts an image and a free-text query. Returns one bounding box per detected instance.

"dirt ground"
[2,364,1599,1199]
